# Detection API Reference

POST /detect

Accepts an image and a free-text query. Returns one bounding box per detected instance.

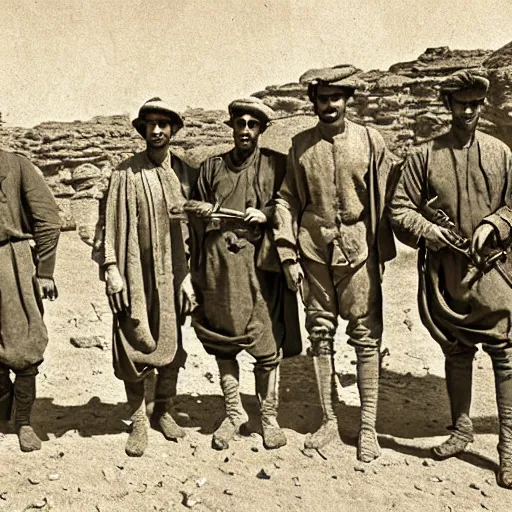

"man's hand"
[282,260,304,293]
[184,200,214,218]
[472,223,499,266]
[180,273,198,316]
[244,207,267,225]
[424,225,454,252]
[105,265,129,314]
[36,277,58,301]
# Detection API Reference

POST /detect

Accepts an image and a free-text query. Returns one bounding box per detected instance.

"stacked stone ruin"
[1,42,511,235]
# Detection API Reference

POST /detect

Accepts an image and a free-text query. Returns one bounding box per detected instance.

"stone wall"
[1,42,512,235]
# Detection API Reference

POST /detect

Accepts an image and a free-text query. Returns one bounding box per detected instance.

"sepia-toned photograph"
[1,1,512,510]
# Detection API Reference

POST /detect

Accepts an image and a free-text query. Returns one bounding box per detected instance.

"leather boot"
[124,380,149,457]
[255,365,286,449]
[432,352,474,459]
[489,347,512,489]
[0,366,13,422]
[305,339,339,449]
[14,368,42,452]
[152,365,185,440]
[212,358,248,450]
[356,346,381,462]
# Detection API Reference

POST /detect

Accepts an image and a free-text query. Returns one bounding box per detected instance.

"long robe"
[189,147,302,358]
[102,150,196,381]
[390,129,512,350]
[0,151,61,370]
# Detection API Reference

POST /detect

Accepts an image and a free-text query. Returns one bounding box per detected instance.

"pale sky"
[1,0,511,127]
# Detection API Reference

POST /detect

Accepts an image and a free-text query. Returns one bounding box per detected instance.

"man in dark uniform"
[0,150,61,452]
[390,71,512,488]
[185,97,301,451]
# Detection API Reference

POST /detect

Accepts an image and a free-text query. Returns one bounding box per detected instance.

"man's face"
[450,91,484,133]
[144,112,173,149]
[315,85,349,125]
[232,113,261,153]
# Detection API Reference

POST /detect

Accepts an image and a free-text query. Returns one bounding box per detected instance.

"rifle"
[421,196,508,286]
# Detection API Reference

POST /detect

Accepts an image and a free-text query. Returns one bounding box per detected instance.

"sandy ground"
[0,231,510,512]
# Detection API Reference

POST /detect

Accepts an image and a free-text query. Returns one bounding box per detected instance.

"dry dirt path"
[0,232,510,512]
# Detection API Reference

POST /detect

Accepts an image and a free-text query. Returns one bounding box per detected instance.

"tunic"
[189,147,302,360]
[0,151,61,370]
[101,150,197,381]
[390,130,512,350]
[273,120,395,346]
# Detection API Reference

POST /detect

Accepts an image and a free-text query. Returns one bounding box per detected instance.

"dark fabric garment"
[390,130,512,349]
[102,151,194,382]
[0,151,60,371]
[189,147,302,362]
[0,151,61,278]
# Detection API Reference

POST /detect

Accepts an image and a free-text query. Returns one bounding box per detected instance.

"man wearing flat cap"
[390,70,512,488]
[274,65,396,462]
[97,97,197,456]
[185,97,301,451]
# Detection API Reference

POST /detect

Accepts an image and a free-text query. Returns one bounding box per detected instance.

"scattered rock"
[223,489,234,496]
[70,335,107,350]
[48,473,60,481]
[430,476,443,482]
[28,477,41,485]
[195,477,207,488]
[354,464,366,473]
[422,459,435,467]
[251,447,259,453]
[181,492,201,508]
[102,467,117,483]
[256,469,271,480]
[481,489,492,498]
[292,477,301,487]
[470,482,481,490]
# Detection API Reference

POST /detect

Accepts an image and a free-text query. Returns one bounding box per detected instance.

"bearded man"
[274,66,395,462]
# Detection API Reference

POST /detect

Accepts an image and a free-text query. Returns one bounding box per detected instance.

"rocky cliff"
[1,42,512,238]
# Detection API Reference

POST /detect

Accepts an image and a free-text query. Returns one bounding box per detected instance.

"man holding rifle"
[390,70,512,489]
[185,97,301,451]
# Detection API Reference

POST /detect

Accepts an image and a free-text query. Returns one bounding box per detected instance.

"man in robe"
[273,66,396,462]
[98,97,197,456]
[0,150,61,452]
[185,97,301,450]
[390,70,512,488]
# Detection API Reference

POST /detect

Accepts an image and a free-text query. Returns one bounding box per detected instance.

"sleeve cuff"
[482,212,512,244]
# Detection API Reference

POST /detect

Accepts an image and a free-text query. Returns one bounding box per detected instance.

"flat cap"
[132,97,184,137]
[227,97,275,125]
[299,64,368,90]
[440,70,489,99]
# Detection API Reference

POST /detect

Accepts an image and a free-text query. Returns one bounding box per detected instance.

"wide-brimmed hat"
[132,97,184,137]
[300,65,368,101]
[440,70,489,105]
[225,97,275,132]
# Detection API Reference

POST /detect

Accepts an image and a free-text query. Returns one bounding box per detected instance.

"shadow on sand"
[0,354,499,473]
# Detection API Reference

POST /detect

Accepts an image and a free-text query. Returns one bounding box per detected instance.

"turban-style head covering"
[225,97,275,133]
[440,70,490,108]
[299,65,369,103]
[132,97,184,137]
